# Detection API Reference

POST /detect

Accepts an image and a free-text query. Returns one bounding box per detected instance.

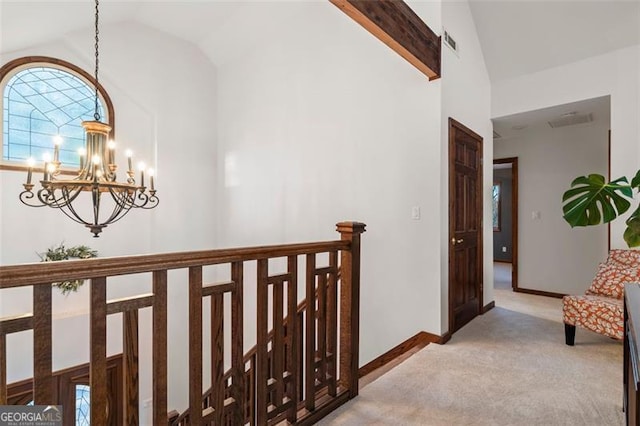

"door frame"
[448,118,484,335]
[493,157,518,289]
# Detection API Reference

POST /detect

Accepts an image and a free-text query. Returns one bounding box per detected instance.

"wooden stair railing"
[0,221,365,425]
[171,272,337,425]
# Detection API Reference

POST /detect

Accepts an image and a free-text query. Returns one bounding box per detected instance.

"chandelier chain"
[94,0,100,121]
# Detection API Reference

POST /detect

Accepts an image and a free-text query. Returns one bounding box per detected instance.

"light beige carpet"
[320,291,623,425]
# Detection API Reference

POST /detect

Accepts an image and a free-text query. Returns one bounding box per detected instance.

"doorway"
[492,96,610,298]
[448,118,484,334]
[493,157,518,290]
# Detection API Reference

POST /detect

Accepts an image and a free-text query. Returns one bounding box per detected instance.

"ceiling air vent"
[493,130,501,139]
[548,112,593,128]
[443,29,459,55]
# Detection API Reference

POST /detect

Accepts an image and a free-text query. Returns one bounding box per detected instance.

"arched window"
[0,57,115,169]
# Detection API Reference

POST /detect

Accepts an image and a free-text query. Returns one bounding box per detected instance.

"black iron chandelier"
[19,0,158,237]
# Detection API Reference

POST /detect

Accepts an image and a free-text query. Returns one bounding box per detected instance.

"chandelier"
[19,0,158,237]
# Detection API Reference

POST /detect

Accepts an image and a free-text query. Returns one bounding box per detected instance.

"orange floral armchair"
[562,249,640,345]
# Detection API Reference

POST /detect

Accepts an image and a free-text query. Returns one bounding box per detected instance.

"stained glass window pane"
[2,66,106,167]
[75,384,91,426]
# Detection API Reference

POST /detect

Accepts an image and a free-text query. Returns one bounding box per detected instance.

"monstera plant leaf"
[624,213,640,247]
[562,171,640,248]
[562,174,632,227]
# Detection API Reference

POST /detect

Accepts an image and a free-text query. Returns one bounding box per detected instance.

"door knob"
[451,238,464,245]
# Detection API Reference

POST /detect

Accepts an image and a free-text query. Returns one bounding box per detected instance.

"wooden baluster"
[123,310,139,425]
[152,270,167,425]
[327,250,339,396]
[297,310,304,404]
[212,292,224,425]
[256,259,269,425]
[305,253,316,411]
[273,278,284,409]
[189,266,203,424]
[0,332,6,404]
[248,354,256,425]
[337,221,366,398]
[286,255,299,423]
[317,272,328,387]
[33,284,53,405]
[90,277,108,424]
[231,261,245,425]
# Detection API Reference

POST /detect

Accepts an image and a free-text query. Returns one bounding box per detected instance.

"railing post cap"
[336,222,366,234]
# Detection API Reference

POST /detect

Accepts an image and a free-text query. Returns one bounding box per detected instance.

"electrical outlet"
[502,246,507,253]
[143,398,152,408]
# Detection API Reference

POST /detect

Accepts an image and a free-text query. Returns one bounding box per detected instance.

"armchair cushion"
[607,249,640,268]
[562,294,623,340]
[585,262,639,299]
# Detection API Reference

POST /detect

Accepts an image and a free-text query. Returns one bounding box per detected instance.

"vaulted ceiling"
[2,1,639,82]
[468,0,640,82]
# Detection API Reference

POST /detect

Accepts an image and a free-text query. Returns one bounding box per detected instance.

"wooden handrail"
[0,222,365,425]
[0,241,349,288]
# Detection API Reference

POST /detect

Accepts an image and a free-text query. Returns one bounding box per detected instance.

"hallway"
[320,279,622,425]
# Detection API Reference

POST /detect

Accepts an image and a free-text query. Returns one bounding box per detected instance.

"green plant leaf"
[37,242,98,295]
[562,174,632,227]
[625,206,640,248]
[631,169,640,190]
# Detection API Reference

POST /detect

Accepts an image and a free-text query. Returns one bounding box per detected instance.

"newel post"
[336,221,366,398]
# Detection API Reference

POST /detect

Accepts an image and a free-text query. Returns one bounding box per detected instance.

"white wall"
[493,45,640,249]
[215,1,443,367]
[440,0,493,331]
[494,125,609,294]
[213,0,492,354]
[0,22,217,422]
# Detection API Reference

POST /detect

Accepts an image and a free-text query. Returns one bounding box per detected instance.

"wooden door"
[448,118,483,334]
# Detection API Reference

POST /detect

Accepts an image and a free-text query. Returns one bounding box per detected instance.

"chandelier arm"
[139,194,159,209]
[101,188,131,224]
[91,185,101,228]
[134,191,150,208]
[19,190,48,208]
[130,190,159,210]
[111,187,135,209]
[103,205,132,226]
[38,186,84,212]
[36,188,55,205]
[96,188,136,225]
[52,187,94,226]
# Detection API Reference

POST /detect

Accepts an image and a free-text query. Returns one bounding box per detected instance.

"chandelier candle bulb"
[53,135,62,162]
[78,148,86,169]
[138,162,146,188]
[92,154,100,180]
[148,168,155,191]
[27,157,36,185]
[42,153,50,181]
[107,140,116,164]
[126,150,133,173]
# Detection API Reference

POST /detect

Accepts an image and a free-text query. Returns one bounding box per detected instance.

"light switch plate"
[412,206,421,220]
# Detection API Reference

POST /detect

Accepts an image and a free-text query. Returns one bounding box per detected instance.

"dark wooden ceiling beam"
[330,0,441,80]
